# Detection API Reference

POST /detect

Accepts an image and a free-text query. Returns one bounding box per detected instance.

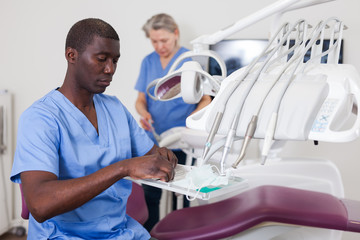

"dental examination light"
[146,50,226,104]
[167,49,227,78]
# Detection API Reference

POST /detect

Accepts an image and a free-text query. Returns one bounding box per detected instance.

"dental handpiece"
[260,22,325,163]
[203,23,293,166]
[220,114,239,174]
[202,112,223,160]
[232,115,258,168]
[261,112,277,164]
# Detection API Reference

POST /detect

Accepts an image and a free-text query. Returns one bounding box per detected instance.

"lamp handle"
[168,50,227,78]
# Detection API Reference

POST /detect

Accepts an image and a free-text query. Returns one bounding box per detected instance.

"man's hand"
[124,146,177,182]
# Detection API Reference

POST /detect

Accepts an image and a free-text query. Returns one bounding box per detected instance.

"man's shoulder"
[22,90,58,115]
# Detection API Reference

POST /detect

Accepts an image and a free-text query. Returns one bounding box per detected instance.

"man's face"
[74,36,120,94]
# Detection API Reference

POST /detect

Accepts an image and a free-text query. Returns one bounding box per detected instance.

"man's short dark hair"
[65,18,119,53]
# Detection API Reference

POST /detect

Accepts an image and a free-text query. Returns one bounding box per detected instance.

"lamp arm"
[190,0,335,48]
[281,0,335,12]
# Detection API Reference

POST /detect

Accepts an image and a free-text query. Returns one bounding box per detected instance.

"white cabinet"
[0,155,10,235]
[0,90,25,236]
[0,90,12,235]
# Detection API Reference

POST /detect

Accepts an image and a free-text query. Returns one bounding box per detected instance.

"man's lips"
[98,79,112,87]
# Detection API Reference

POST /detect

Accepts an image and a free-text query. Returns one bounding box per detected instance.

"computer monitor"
[209,39,343,76]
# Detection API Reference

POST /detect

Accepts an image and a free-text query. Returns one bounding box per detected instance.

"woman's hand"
[140,113,153,131]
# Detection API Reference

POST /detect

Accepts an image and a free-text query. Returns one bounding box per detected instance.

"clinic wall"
[1,0,360,234]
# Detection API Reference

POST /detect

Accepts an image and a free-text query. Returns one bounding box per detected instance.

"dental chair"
[126,182,149,225]
[19,182,149,225]
[150,185,360,240]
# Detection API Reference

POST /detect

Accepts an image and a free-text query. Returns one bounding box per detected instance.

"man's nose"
[104,60,116,74]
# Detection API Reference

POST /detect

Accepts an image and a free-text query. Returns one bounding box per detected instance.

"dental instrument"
[184,12,358,171]
[261,19,345,163]
[217,17,346,168]
[217,19,309,169]
[224,20,309,169]
[202,23,291,163]
[147,119,161,142]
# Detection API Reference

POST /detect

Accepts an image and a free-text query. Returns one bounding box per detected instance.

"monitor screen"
[288,39,343,64]
[209,39,343,76]
[209,39,268,76]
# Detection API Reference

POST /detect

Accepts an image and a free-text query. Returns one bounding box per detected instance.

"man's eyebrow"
[94,51,120,57]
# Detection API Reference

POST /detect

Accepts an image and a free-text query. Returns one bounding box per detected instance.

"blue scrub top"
[10,89,153,240]
[135,47,197,144]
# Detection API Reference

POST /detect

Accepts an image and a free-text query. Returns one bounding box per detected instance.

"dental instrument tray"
[129,164,248,200]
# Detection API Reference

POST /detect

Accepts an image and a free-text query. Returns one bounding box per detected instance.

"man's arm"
[21,144,177,223]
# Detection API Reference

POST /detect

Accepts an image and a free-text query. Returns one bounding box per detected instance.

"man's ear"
[65,47,77,63]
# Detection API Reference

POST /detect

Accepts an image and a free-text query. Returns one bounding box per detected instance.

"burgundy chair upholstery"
[150,185,360,240]
[126,182,149,225]
[19,184,29,220]
[20,182,148,225]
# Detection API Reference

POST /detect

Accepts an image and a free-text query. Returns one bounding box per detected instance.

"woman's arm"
[135,92,152,130]
[191,95,212,115]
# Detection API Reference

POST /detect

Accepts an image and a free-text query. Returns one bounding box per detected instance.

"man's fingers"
[159,166,174,182]
[157,147,178,167]
[157,157,175,182]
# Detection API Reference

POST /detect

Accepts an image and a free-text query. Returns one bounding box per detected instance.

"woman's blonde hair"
[142,13,179,38]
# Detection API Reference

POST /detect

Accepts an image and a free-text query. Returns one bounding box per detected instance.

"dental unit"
[132,0,360,239]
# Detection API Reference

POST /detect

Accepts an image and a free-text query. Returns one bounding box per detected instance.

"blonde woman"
[135,13,211,231]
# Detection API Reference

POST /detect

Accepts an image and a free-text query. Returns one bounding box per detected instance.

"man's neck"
[58,84,94,110]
